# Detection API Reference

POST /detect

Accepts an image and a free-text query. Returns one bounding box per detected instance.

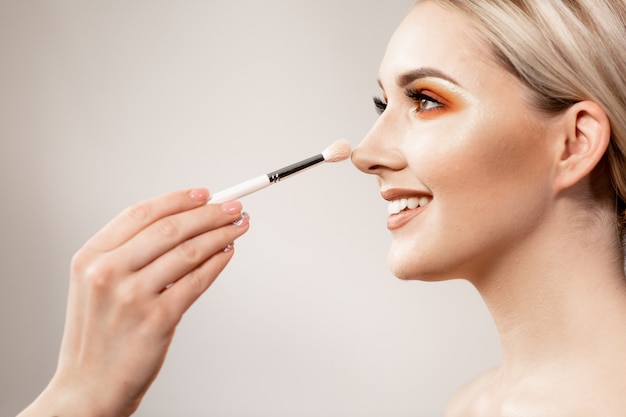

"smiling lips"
[384,194,433,230]
[387,196,432,215]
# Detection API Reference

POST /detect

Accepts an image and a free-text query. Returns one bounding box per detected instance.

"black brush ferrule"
[267,154,324,183]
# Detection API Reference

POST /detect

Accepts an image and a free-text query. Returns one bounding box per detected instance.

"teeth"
[388,196,432,215]
[388,200,402,215]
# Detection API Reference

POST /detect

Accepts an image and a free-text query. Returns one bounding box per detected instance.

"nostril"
[351,147,374,174]
[352,145,406,174]
[351,133,406,174]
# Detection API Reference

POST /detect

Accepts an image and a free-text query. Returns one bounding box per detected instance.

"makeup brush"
[208,139,351,204]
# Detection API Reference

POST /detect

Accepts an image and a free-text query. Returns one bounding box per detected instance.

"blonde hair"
[426,0,626,231]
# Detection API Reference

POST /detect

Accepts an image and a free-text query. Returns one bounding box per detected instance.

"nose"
[351,117,406,175]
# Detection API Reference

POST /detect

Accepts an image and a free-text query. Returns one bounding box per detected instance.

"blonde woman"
[18,0,626,416]
[352,0,626,415]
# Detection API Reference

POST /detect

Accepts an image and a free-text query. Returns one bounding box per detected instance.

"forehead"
[378,1,495,90]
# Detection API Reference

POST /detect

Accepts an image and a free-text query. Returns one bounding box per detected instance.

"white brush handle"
[208,175,270,204]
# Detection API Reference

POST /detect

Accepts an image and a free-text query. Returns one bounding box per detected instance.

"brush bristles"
[322,139,352,162]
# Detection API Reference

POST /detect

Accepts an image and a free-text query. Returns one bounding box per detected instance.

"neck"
[473,217,626,380]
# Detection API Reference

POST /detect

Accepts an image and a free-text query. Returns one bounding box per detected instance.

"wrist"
[17,375,132,417]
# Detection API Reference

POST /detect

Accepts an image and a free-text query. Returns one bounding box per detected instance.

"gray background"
[0,1,500,416]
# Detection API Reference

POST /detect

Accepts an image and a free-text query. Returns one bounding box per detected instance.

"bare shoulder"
[443,367,500,417]
[444,365,626,417]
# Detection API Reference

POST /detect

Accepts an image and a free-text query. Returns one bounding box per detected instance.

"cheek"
[442,131,551,233]
[389,120,553,280]
[418,114,550,199]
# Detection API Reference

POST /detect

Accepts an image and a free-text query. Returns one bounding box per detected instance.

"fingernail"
[233,212,250,227]
[223,242,234,253]
[189,188,209,202]
[220,201,243,214]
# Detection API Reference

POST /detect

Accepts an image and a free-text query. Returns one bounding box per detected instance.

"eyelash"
[373,96,387,115]
[373,89,443,115]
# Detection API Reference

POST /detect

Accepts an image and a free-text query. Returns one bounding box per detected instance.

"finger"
[84,188,211,253]
[117,202,243,272]
[139,212,250,293]
[160,243,238,317]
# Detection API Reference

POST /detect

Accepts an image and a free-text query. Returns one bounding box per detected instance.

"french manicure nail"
[223,242,234,253]
[233,212,250,227]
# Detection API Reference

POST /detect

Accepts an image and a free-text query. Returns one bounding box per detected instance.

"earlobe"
[554,101,611,191]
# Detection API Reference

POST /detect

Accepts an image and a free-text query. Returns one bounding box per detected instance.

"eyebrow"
[377,67,462,89]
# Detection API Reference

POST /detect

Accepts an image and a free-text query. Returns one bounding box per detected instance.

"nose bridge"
[351,113,406,174]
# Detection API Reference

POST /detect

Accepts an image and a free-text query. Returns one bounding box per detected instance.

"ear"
[553,100,611,192]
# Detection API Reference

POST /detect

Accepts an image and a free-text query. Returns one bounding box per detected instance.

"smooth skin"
[352,1,626,416]
[17,188,250,417]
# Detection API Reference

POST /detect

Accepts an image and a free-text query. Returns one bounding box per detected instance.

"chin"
[388,250,437,281]
[387,246,459,282]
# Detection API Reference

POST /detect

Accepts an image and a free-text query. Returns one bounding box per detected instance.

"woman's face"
[352,1,558,282]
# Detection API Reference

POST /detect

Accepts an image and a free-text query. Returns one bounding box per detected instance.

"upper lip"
[381,187,432,201]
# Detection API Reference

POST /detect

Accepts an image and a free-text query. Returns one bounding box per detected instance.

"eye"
[373,96,387,115]
[405,88,444,113]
